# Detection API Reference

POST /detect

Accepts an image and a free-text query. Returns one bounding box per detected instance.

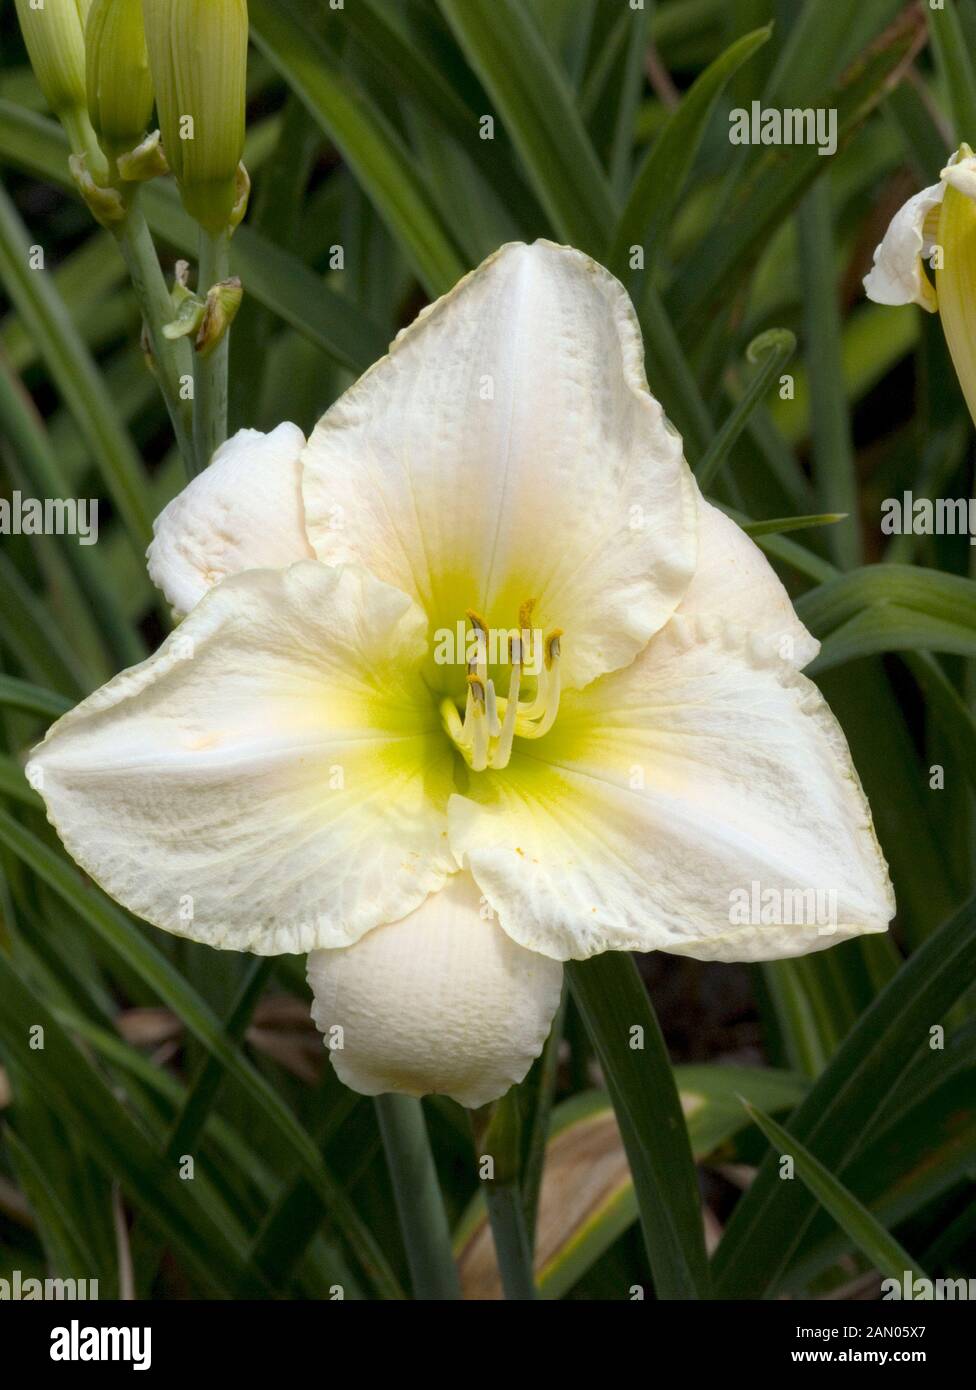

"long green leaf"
[0,808,404,1300]
[744,1101,927,1284]
[667,9,924,338]
[250,0,466,296]
[0,181,154,555]
[609,26,771,276]
[437,0,615,254]
[566,952,709,1299]
[713,891,976,1295]
[0,951,259,1295]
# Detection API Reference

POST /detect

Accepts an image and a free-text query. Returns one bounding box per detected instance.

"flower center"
[440,602,563,771]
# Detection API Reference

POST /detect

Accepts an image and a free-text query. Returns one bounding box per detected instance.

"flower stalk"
[479,1090,537,1300]
[192,227,232,470]
[374,1094,461,1301]
[114,197,196,471]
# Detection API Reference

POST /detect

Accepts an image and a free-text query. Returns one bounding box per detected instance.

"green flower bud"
[142,0,248,233]
[14,0,89,119]
[85,0,154,165]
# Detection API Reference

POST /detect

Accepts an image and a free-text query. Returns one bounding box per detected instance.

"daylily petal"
[677,493,819,668]
[301,239,698,692]
[863,182,943,312]
[307,871,563,1109]
[449,614,894,963]
[940,146,976,202]
[29,562,454,954]
[147,422,313,618]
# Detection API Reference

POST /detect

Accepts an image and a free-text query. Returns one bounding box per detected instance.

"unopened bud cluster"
[15,0,250,233]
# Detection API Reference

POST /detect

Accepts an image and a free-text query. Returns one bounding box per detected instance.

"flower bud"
[85,0,154,165]
[937,145,976,428]
[142,0,248,233]
[14,0,89,119]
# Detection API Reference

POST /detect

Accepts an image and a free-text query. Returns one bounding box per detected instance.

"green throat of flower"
[440,604,563,771]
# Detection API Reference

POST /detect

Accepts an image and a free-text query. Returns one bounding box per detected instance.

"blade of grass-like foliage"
[437,0,615,255]
[605,0,653,199]
[0,229,127,371]
[926,0,976,145]
[818,662,957,950]
[744,1101,927,1284]
[713,890,976,1296]
[0,102,388,377]
[341,0,541,228]
[904,652,976,794]
[764,0,906,106]
[639,280,714,459]
[250,0,466,297]
[0,676,70,721]
[609,26,772,278]
[0,550,89,696]
[667,9,925,339]
[3,1126,106,1284]
[239,1085,360,1297]
[0,809,404,1300]
[456,1068,806,1299]
[0,181,154,556]
[695,329,796,488]
[785,1020,976,1287]
[520,983,566,1247]
[884,79,952,183]
[0,358,145,670]
[743,513,847,538]
[798,564,976,671]
[0,952,261,1295]
[566,952,709,1299]
[796,181,860,568]
[229,97,322,434]
[53,1000,362,1295]
[812,602,976,670]
[0,755,39,809]
[128,957,275,1295]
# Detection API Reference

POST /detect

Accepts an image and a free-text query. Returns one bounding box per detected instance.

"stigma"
[440,606,563,771]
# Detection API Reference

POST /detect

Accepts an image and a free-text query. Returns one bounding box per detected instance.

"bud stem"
[114,197,196,474]
[480,1089,538,1299]
[60,106,110,186]
[192,227,231,472]
[374,1094,462,1300]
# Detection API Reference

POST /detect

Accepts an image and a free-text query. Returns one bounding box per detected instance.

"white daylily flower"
[29,240,894,1108]
[862,181,944,312]
[863,146,976,314]
[864,145,976,426]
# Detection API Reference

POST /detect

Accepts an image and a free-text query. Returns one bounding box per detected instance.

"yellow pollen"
[544,628,564,669]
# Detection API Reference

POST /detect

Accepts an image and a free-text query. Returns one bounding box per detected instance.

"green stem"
[193,228,231,472]
[485,1182,537,1300]
[114,198,195,476]
[59,106,109,184]
[374,1093,461,1300]
[480,1086,537,1298]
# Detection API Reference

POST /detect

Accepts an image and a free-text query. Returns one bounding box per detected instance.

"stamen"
[489,640,522,768]
[445,607,563,770]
